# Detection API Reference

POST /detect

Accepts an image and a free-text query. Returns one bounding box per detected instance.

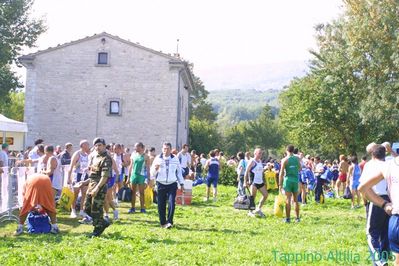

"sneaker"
[104,216,110,223]
[295,218,301,223]
[79,216,93,225]
[128,208,136,214]
[14,225,23,236]
[284,218,291,223]
[113,209,119,220]
[140,209,146,214]
[79,210,88,217]
[70,209,77,218]
[50,225,60,234]
[165,223,173,229]
[256,210,266,218]
[247,211,255,217]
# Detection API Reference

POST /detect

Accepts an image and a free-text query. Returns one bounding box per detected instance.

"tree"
[0,0,46,99]
[189,117,222,154]
[279,0,399,157]
[1,90,24,121]
[189,72,217,122]
[223,105,283,156]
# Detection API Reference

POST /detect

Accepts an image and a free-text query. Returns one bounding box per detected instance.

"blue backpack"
[27,211,51,234]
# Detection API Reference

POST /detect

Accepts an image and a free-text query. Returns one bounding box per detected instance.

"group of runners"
[4,138,399,264]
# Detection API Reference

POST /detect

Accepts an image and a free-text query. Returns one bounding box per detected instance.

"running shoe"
[70,209,77,218]
[165,223,173,229]
[79,210,88,217]
[14,226,23,236]
[295,218,301,223]
[140,208,146,214]
[50,225,60,234]
[284,218,291,223]
[256,210,266,218]
[128,208,136,214]
[79,216,93,225]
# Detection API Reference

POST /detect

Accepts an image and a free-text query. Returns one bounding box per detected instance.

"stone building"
[19,32,194,150]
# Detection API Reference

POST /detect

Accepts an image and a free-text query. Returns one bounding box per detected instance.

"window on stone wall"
[108,100,121,116]
[98,52,108,65]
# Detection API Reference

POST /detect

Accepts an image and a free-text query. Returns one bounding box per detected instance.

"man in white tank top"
[67,140,90,219]
[42,145,63,200]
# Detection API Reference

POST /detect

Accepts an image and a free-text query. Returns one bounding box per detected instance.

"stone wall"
[23,35,189,151]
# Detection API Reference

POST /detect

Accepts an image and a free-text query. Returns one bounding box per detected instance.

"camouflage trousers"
[84,183,107,231]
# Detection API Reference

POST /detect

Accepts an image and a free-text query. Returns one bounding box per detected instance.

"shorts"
[332,172,339,181]
[283,178,299,193]
[206,176,218,188]
[252,183,265,190]
[107,175,116,189]
[338,173,347,182]
[388,215,399,253]
[74,173,88,183]
[117,173,124,183]
[182,167,189,177]
[351,182,359,190]
[131,174,146,185]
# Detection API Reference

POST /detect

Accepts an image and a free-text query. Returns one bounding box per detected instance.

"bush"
[218,163,237,186]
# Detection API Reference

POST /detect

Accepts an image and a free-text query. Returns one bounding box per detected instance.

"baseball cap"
[93,138,105,146]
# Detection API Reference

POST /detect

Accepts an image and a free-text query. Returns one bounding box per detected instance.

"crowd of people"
[2,137,399,264]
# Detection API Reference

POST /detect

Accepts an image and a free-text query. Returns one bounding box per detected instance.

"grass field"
[0,185,375,265]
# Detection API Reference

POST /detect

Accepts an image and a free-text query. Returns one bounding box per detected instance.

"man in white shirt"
[177,144,191,179]
[0,143,9,174]
[151,142,184,229]
[359,144,391,266]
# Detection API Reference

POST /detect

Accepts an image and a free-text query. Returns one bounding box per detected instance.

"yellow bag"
[136,186,153,208]
[59,187,74,211]
[265,170,278,190]
[273,193,285,218]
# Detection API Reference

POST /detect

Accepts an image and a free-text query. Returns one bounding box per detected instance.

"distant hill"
[199,60,308,91]
[207,89,281,127]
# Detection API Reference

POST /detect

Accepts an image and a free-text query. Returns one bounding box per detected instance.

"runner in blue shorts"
[204,150,220,202]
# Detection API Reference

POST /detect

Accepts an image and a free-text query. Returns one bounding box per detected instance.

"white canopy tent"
[0,114,28,151]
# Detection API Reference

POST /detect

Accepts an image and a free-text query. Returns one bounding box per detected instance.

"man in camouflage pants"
[84,138,112,237]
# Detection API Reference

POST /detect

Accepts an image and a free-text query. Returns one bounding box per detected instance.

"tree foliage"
[189,117,222,155]
[189,72,217,122]
[0,0,46,99]
[0,90,24,121]
[223,105,283,156]
[279,0,399,157]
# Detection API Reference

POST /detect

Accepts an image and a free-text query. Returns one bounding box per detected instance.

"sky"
[24,0,344,88]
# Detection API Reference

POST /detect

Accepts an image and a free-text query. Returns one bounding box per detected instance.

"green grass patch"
[0,186,373,265]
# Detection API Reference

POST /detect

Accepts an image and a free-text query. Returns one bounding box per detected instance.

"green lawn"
[0,186,375,265]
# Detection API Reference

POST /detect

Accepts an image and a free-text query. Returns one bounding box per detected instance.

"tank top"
[352,164,361,184]
[285,155,299,179]
[76,151,88,174]
[50,156,63,190]
[37,156,47,173]
[251,159,264,184]
[113,153,124,176]
[131,152,145,177]
[207,158,219,178]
